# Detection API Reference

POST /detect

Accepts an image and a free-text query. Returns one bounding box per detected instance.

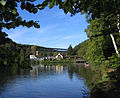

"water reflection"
[0,63,102,98]
[30,65,64,79]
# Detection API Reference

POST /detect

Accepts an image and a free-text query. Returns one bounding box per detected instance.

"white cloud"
[9,29,27,39]
[53,9,67,18]
[36,24,59,34]
[63,35,73,40]
[63,33,86,40]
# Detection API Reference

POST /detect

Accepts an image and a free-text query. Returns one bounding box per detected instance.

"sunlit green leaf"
[49,2,54,8]
[12,9,17,15]
[0,0,6,6]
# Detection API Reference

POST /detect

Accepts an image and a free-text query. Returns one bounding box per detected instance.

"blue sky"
[3,3,88,49]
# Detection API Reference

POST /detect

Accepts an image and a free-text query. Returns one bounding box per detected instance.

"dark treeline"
[0,32,66,68]
[0,37,32,68]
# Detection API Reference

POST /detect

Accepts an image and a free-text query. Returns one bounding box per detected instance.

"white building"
[56,53,63,59]
[36,51,38,56]
[30,55,37,59]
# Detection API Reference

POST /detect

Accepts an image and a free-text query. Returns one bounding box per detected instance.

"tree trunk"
[110,33,119,57]
[117,14,120,34]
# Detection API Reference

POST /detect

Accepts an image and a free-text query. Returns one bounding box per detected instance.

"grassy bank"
[90,79,120,98]
[90,57,120,98]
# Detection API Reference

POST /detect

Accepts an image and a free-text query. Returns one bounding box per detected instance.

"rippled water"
[0,64,90,98]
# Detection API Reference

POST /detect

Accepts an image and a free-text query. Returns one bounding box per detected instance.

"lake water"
[0,64,94,98]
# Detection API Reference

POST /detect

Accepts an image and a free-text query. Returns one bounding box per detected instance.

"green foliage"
[53,52,58,56]
[72,40,89,57]
[107,54,120,84]
[67,45,73,55]
[39,0,120,21]
[108,54,120,68]
[85,17,118,61]
[0,0,40,30]
[0,36,67,67]
[49,2,54,8]
[0,0,41,68]
[85,37,105,62]
[41,59,73,65]
[31,45,37,55]
[72,16,119,62]
[0,0,6,6]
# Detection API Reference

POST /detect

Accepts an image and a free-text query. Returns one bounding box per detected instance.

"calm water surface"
[0,64,92,98]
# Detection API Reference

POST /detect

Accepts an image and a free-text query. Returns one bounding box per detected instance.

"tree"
[39,0,120,20]
[0,0,40,43]
[67,45,73,55]
[0,0,40,29]
[72,39,89,57]
[31,45,37,55]
[53,52,58,56]
[85,17,117,59]
[19,48,25,65]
